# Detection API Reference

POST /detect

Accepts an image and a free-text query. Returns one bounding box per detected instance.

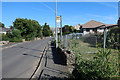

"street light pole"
[55,0,58,48]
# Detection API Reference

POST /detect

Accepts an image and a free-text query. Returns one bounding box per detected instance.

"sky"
[2,2,118,28]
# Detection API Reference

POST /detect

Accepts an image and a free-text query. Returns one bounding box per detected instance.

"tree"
[13,18,42,40]
[31,20,42,38]
[50,30,53,36]
[42,23,51,37]
[4,29,22,42]
[62,25,74,35]
[70,26,74,32]
[0,22,5,28]
[12,29,21,38]
[10,25,14,29]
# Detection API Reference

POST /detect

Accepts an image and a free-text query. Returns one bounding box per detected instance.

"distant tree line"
[1,18,53,42]
[13,18,43,40]
[42,23,53,37]
[0,22,5,28]
[61,25,80,35]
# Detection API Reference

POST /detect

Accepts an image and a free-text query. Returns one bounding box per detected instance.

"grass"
[67,37,97,54]
[62,36,120,79]
[66,36,119,61]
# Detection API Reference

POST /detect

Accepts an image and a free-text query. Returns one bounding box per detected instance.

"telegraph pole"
[55,0,58,48]
[60,15,62,46]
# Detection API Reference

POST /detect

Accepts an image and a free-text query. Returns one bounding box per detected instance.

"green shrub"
[2,34,9,41]
[72,48,118,80]
[4,29,23,42]
[9,37,22,42]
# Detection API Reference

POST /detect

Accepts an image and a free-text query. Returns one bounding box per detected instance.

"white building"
[0,27,12,34]
[80,20,115,35]
[74,24,81,30]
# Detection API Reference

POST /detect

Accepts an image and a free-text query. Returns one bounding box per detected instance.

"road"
[2,38,51,78]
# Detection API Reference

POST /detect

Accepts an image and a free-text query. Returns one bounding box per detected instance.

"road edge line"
[29,44,48,80]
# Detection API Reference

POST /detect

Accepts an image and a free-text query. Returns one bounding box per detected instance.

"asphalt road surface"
[2,38,51,78]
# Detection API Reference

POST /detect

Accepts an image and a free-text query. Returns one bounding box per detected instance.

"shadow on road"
[23,53,41,58]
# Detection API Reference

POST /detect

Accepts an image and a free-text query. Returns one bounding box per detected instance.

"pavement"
[35,41,69,80]
[2,38,50,79]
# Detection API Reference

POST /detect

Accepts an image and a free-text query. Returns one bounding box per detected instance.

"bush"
[9,37,22,42]
[72,48,118,80]
[2,34,9,41]
[3,29,23,42]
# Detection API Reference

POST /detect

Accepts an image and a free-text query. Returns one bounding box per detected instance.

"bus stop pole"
[55,0,58,48]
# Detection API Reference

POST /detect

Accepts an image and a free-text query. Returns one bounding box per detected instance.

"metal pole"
[60,15,62,46]
[103,27,107,61]
[55,0,58,48]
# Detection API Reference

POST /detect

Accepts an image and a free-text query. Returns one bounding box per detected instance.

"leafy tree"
[70,26,74,32]
[6,29,22,42]
[2,34,9,41]
[12,29,21,38]
[13,18,42,40]
[10,25,14,29]
[42,23,51,37]
[50,30,53,36]
[62,25,75,35]
[0,22,5,28]
[31,20,42,38]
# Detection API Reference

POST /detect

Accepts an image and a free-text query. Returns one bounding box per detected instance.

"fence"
[58,25,120,77]
[60,33,97,53]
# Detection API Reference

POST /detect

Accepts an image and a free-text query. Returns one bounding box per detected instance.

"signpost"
[55,0,63,48]
[55,0,58,48]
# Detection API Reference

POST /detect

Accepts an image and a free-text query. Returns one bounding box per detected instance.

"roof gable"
[82,20,106,29]
[0,27,12,32]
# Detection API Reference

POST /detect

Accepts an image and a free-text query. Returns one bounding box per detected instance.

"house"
[0,27,12,34]
[79,20,115,35]
[74,24,81,30]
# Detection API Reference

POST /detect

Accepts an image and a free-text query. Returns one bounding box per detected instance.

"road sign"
[56,16,60,22]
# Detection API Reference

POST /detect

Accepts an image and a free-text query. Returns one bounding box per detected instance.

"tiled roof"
[82,20,107,29]
[0,27,12,32]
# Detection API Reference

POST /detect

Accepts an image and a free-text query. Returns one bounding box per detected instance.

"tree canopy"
[13,18,42,40]
[62,25,75,35]
[0,22,5,28]
[42,23,52,37]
